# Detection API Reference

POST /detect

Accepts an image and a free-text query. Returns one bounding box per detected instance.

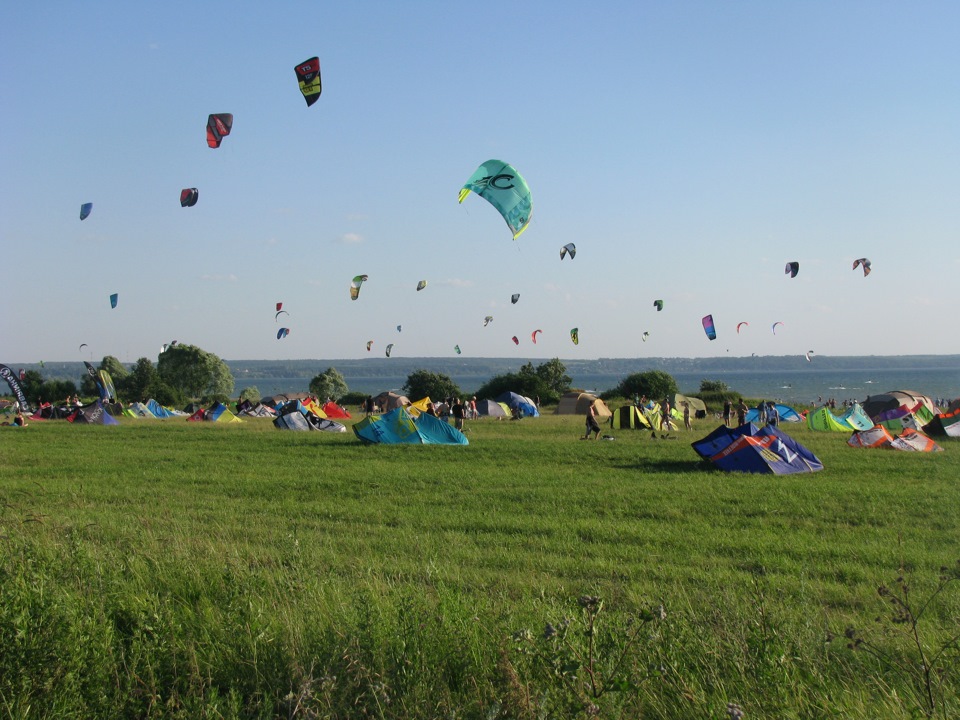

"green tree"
[100,356,130,382]
[238,386,261,404]
[535,358,572,402]
[39,379,77,404]
[403,369,462,401]
[123,358,158,401]
[699,379,729,394]
[309,368,348,402]
[156,344,234,401]
[18,370,45,404]
[617,370,678,401]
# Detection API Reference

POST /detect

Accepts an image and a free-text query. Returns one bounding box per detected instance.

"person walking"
[584,402,601,440]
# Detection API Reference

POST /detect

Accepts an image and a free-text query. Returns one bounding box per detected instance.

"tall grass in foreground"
[1,416,958,718]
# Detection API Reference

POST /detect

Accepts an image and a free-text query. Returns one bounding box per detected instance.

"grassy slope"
[1,414,958,718]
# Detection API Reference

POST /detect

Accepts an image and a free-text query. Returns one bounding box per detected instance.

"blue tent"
[495,391,539,417]
[694,424,823,474]
[353,407,468,445]
[744,403,802,424]
[146,399,177,418]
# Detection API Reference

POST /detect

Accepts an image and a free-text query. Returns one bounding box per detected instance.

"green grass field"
[1,412,958,718]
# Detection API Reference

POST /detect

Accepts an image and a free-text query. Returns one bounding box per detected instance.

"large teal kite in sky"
[459,159,533,239]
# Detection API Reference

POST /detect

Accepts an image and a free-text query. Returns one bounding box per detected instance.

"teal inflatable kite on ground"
[459,159,533,239]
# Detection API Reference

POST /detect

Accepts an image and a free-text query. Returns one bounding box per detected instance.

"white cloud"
[338,233,364,245]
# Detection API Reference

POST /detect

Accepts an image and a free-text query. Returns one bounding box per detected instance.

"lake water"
[241,367,960,405]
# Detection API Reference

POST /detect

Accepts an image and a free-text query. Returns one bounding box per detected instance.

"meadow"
[1,411,958,719]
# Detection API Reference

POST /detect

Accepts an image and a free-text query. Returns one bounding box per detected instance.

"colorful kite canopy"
[454,345,461,355]
[511,336,519,346]
[459,159,533,239]
[79,343,88,352]
[277,327,290,340]
[642,331,650,342]
[275,310,288,321]
[416,280,427,291]
[511,293,520,304]
[483,316,493,327]
[560,243,576,260]
[806,350,815,362]
[366,341,373,352]
[350,274,368,301]
[276,302,283,311]
[853,258,872,276]
[80,203,93,221]
[109,293,118,309]
[385,343,394,358]
[396,325,402,332]
[531,329,542,344]
[294,56,322,107]
[653,299,663,311]
[570,328,579,345]
[736,321,748,334]
[702,315,717,341]
[180,188,199,207]
[772,321,784,335]
[784,261,799,278]
[206,113,233,148]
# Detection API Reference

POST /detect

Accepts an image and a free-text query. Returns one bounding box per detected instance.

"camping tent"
[863,391,937,419]
[555,392,612,417]
[373,391,410,411]
[353,406,468,445]
[694,424,823,474]
[610,405,651,429]
[496,392,539,418]
[475,399,508,418]
[672,394,707,419]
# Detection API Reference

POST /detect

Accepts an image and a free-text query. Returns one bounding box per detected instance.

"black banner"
[0,364,31,413]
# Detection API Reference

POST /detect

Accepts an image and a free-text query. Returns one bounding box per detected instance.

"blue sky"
[2,1,959,364]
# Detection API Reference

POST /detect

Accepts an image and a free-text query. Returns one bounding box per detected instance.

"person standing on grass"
[584,402,601,440]
[722,399,732,427]
[683,401,691,431]
[737,399,747,426]
[452,398,466,431]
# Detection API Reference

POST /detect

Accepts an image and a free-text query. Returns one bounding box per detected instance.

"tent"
[475,399,508,418]
[806,407,852,432]
[610,405,651,430]
[889,428,943,452]
[744,403,802,424]
[69,400,119,426]
[373,391,410,412]
[863,391,937,420]
[496,392,539,418]
[353,406,468,445]
[672,393,707,419]
[555,392,612,417]
[694,424,823,474]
